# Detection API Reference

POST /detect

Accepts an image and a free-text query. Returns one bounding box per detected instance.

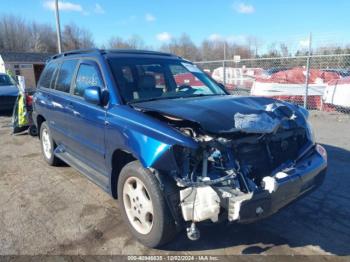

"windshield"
[0,74,16,86]
[108,57,226,103]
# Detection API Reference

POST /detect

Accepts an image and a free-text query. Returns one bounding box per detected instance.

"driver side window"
[74,63,103,97]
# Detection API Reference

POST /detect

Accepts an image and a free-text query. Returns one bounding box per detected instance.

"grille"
[234,128,307,181]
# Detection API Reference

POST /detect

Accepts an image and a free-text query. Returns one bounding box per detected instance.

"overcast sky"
[2,0,349,49]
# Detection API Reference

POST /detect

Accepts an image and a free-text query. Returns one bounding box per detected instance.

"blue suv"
[33,49,327,247]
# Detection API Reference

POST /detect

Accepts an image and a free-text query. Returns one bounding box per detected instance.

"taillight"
[26,95,33,106]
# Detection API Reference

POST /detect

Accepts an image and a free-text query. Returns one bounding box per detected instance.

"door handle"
[66,103,80,117]
[67,102,74,109]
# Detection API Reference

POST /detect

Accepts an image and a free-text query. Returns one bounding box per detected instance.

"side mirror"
[84,86,101,105]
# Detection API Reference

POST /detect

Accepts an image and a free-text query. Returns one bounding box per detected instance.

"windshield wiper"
[187,93,226,98]
[127,93,226,104]
[127,96,181,104]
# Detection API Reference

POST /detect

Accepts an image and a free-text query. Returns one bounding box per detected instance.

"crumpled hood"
[0,85,18,96]
[134,95,307,134]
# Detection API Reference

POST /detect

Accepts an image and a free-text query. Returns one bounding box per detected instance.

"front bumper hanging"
[235,144,327,223]
[179,144,327,225]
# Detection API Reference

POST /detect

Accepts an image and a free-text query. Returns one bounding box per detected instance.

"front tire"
[118,161,177,248]
[40,121,60,166]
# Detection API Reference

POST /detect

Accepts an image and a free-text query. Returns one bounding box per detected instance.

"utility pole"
[223,41,226,86]
[304,33,312,108]
[55,0,62,53]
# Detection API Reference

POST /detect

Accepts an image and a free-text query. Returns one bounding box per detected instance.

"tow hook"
[186,222,200,241]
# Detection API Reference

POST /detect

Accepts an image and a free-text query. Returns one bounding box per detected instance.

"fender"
[105,105,198,173]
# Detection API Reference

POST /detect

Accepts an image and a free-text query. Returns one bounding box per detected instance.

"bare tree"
[30,22,57,52]
[199,38,254,62]
[62,23,95,51]
[108,37,129,49]
[127,35,145,49]
[200,39,225,61]
[3,13,350,65]
[107,35,146,49]
[246,36,262,57]
[0,15,94,53]
[160,33,201,61]
[0,15,32,52]
[263,42,280,57]
[279,43,289,57]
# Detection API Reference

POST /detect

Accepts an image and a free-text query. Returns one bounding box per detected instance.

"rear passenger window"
[55,60,78,93]
[38,62,58,89]
[74,63,103,97]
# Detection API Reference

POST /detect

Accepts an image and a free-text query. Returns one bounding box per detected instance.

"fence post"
[54,0,62,53]
[223,42,227,86]
[222,60,226,87]
[304,33,312,108]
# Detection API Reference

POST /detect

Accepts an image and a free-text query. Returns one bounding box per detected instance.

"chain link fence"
[195,54,350,113]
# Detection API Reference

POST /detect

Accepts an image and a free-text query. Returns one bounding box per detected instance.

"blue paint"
[32,49,320,198]
[128,130,170,167]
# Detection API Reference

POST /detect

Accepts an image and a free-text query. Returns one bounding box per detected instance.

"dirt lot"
[0,111,350,256]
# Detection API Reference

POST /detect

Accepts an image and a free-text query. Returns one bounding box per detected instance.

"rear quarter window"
[55,60,78,93]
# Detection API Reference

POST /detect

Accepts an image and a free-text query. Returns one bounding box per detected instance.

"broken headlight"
[297,105,315,144]
[173,145,198,179]
[298,105,310,120]
[306,121,315,144]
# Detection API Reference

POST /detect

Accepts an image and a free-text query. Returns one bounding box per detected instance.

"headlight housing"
[298,105,310,120]
[297,105,314,144]
[306,121,315,144]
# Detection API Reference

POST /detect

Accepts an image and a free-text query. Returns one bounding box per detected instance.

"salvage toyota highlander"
[33,49,327,248]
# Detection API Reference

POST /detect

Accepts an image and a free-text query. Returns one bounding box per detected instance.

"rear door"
[49,59,79,146]
[64,59,108,177]
[35,61,59,123]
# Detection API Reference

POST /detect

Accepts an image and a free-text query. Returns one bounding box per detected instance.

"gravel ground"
[0,110,349,256]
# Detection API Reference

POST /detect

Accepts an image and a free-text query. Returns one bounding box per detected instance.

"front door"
[65,59,108,181]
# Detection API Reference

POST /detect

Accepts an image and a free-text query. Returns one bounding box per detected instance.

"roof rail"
[104,49,175,57]
[49,48,181,60]
[50,48,102,60]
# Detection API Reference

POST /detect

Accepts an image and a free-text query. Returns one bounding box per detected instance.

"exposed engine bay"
[133,99,326,241]
[173,118,310,225]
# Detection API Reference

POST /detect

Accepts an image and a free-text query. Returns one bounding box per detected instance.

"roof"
[0,52,53,63]
[105,49,176,57]
[50,48,180,60]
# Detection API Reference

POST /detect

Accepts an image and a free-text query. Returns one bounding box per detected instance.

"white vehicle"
[323,77,350,109]
[212,67,262,90]
[251,67,340,108]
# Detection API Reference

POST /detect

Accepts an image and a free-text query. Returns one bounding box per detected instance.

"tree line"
[0,14,258,61]
[0,15,94,53]
[1,14,350,65]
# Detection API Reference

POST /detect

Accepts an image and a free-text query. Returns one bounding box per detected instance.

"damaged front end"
[137,101,327,240]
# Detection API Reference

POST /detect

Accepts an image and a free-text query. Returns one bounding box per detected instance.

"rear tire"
[40,121,60,166]
[118,161,177,248]
[29,125,38,137]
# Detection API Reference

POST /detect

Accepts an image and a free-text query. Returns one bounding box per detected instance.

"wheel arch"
[110,148,184,231]
[36,115,46,138]
[110,149,137,199]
